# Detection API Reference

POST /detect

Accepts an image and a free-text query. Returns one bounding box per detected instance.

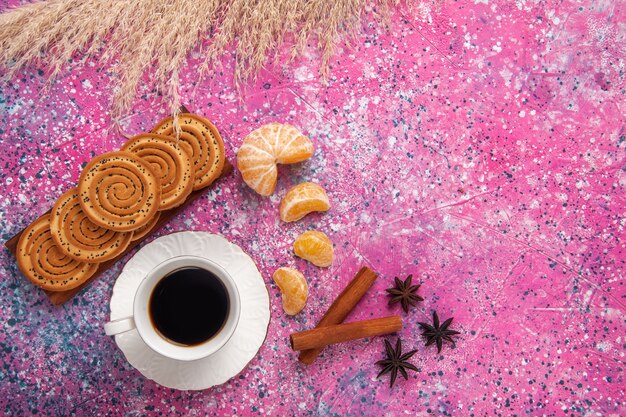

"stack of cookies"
[16,113,225,292]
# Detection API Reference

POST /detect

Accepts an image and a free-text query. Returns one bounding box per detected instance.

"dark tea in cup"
[149,267,229,346]
[104,255,240,361]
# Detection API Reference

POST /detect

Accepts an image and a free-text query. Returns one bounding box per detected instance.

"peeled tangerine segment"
[294,230,334,267]
[273,267,308,315]
[279,182,330,223]
[237,123,314,196]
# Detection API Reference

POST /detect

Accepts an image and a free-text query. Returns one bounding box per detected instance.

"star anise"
[418,311,460,354]
[376,338,418,387]
[386,274,424,313]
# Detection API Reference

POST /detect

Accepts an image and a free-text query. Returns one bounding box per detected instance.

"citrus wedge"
[294,230,334,267]
[273,267,308,315]
[237,123,314,196]
[279,182,330,222]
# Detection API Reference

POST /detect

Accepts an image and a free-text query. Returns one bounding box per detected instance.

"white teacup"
[104,255,240,361]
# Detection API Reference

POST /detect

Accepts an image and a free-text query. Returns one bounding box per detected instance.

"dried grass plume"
[0,0,398,121]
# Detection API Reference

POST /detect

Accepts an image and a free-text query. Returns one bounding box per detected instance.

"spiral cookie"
[130,211,160,242]
[152,113,225,190]
[122,133,193,210]
[50,188,133,262]
[78,151,161,232]
[16,214,99,291]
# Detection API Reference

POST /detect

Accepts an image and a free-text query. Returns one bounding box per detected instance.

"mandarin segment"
[279,182,331,222]
[294,230,334,267]
[273,267,308,315]
[270,124,313,164]
[237,123,314,196]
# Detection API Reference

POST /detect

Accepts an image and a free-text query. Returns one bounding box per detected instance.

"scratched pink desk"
[0,1,624,415]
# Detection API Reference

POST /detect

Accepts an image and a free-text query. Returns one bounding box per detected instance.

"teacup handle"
[104,317,136,336]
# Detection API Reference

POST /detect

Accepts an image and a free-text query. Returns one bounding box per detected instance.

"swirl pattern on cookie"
[50,188,133,262]
[17,214,99,291]
[122,133,193,210]
[152,113,225,190]
[129,211,161,242]
[78,151,161,232]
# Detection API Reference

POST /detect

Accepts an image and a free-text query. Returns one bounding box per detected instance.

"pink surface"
[0,0,624,416]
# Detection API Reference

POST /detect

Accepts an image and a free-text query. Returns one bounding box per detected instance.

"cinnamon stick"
[298,266,378,364]
[290,316,402,351]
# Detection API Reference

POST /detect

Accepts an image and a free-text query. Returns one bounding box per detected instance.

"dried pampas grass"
[0,0,398,121]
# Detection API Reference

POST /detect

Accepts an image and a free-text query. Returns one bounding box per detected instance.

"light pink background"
[0,0,624,415]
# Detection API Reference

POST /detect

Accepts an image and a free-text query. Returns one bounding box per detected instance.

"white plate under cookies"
[107,231,270,390]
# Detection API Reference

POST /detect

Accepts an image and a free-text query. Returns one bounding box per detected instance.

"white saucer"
[108,231,270,390]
